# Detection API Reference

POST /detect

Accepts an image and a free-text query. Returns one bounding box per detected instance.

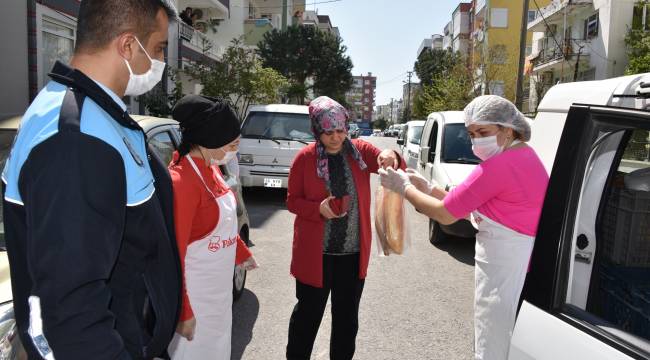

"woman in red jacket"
[286,96,403,360]
[167,95,257,360]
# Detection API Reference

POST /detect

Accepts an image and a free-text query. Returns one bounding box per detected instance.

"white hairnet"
[464,95,531,141]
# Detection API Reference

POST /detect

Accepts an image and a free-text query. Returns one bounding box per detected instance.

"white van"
[238,104,313,189]
[417,111,480,244]
[509,73,650,359]
[397,120,425,168]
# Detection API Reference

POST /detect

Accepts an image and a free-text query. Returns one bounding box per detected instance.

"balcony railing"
[533,38,590,70]
[179,22,221,60]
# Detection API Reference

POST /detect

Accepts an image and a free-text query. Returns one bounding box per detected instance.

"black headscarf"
[172,95,241,149]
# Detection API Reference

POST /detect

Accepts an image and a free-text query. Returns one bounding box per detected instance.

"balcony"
[528,0,593,32]
[179,0,229,17]
[532,39,590,73]
[178,22,222,62]
[243,17,279,46]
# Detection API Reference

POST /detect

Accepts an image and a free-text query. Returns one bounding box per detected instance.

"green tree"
[257,25,353,104]
[414,49,460,87]
[184,38,289,120]
[373,117,388,131]
[625,1,650,75]
[138,68,184,117]
[417,63,477,114]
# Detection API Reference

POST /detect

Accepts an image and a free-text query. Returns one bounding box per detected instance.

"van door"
[510,105,650,359]
[420,120,439,182]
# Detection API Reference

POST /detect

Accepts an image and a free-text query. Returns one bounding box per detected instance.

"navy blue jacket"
[2,62,181,359]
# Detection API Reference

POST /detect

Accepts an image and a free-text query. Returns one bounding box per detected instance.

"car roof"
[407,120,426,126]
[0,116,22,130]
[247,104,309,114]
[132,115,179,132]
[428,111,465,124]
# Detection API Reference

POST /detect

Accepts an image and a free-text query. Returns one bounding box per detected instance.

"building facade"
[345,73,377,123]
[526,0,634,111]
[452,3,472,58]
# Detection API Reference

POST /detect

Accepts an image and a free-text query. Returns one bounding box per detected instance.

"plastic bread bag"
[374,185,410,256]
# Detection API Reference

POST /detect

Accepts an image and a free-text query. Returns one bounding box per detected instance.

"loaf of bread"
[383,188,404,254]
[374,186,405,255]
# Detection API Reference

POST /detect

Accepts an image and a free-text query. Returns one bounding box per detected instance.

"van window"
[442,124,480,164]
[569,129,650,344]
[241,112,314,141]
[429,122,438,153]
[408,125,424,145]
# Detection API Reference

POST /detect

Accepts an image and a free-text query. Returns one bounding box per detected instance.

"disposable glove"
[405,169,438,194]
[378,168,413,196]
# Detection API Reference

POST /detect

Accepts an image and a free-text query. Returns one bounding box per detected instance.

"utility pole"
[405,71,413,123]
[282,0,288,30]
[515,0,530,111]
[389,98,394,124]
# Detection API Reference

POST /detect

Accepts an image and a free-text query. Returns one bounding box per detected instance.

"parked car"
[417,111,480,244]
[397,120,425,168]
[348,123,360,139]
[238,104,313,189]
[509,74,650,359]
[0,112,255,359]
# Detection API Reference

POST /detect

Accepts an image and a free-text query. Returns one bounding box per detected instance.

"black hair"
[75,0,178,52]
[175,140,194,165]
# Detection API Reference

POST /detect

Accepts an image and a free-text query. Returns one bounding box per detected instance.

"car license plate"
[264,178,282,188]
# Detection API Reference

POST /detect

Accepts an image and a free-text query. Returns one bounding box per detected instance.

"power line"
[231,0,343,9]
[377,72,407,86]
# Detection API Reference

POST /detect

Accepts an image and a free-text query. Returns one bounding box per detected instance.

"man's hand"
[176,317,196,341]
[377,149,399,169]
[378,168,413,195]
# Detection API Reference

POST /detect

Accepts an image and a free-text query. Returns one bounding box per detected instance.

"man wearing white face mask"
[2,1,182,359]
[168,95,257,360]
[379,95,549,360]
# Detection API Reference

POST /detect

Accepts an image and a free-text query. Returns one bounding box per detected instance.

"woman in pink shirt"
[380,95,549,360]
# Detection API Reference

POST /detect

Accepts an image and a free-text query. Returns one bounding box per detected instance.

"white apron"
[168,156,238,360]
[472,211,534,360]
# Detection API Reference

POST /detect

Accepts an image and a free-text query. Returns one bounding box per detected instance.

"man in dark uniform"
[2,1,181,359]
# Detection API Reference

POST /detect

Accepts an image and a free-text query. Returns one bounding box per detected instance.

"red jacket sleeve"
[235,236,253,265]
[170,169,200,322]
[287,149,323,222]
[356,139,405,174]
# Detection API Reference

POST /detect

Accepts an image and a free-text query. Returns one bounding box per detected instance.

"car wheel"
[429,219,448,245]
[233,231,248,301]
[233,264,247,301]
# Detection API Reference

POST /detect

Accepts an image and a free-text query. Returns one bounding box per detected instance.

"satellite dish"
[477,30,485,42]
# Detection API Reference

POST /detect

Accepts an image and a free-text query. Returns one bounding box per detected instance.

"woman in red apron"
[167,95,257,360]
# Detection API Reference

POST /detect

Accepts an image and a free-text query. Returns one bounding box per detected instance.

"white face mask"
[211,149,238,166]
[123,37,166,97]
[471,135,503,161]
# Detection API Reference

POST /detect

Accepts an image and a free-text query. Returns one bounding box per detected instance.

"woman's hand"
[320,196,344,219]
[377,149,399,169]
[378,168,413,195]
[176,317,196,341]
[406,169,437,194]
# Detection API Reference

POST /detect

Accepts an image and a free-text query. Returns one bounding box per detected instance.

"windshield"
[442,124,480,164]
[408,125,424,145]
[0,130,17,250]
[241,112,314,141]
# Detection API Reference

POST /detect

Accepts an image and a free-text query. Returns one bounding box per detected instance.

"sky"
[311,0,463,106]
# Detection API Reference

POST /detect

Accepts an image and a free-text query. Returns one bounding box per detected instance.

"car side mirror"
[397,138,404,145]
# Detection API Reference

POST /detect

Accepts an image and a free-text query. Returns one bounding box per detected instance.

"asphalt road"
[232,136,476,360]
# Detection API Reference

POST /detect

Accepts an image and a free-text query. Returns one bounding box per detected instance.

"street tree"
[184,38,289,120]
[257,25,353,104]
[373,117,388,131]
[625,1,650,75]
[138,68,184,117]
[416,62,477,115]
[414,48,460,87]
